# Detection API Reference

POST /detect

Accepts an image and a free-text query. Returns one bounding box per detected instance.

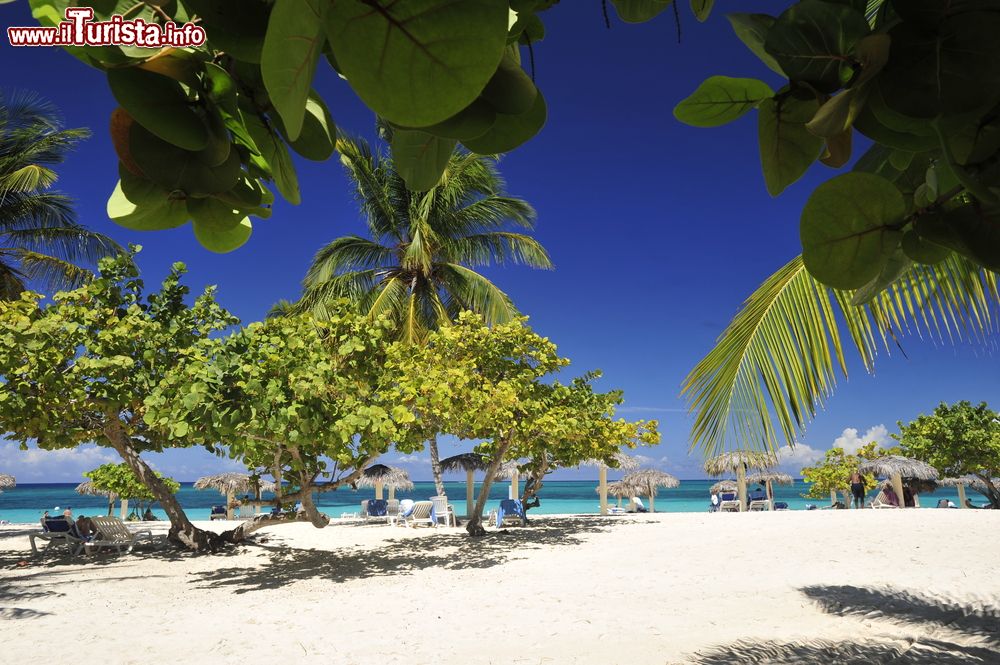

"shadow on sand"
[189,516,638,594]
[693,585,1000,664]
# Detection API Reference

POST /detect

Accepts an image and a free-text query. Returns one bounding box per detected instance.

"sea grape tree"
[84,461,181,518]
[145,306,422,532]
[896,401,1000,508]
[0,250,239,550]
[800,442,884,504]
[674,0,1000,298]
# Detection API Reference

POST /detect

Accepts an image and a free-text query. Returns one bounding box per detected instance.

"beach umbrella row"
[194,473,276,519]
[580,452,640,516]
[621,469,679,512]
[746,470,793,505]
[440,453,489,517]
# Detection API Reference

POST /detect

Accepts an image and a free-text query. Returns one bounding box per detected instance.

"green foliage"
[145,306,416,510]
[289,135,551,343]
[895,400,1000,506]
[0,92,124,298]
[683,254,998,455]
[85,462,180,501]
[800,442,882,500]
[674,0,1000,297]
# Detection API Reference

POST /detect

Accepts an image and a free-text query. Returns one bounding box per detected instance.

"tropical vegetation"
[800,442,884,503]
[84,462,180,518]
[896,401,1000,508]
[1,91,122,298]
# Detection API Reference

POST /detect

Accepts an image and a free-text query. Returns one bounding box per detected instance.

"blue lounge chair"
[209,505,227,521]
[367,499,388,517]
[496,499,526,527]
[718,492,740,512]
[28,517,86,555]
[773,501,789,510]
[748,489,771,511]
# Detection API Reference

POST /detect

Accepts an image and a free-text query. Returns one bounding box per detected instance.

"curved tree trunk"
[466,437,513,537]
[104,419,227,552]
[428,434,446,497]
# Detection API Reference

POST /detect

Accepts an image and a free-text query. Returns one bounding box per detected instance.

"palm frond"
[435,263,520,326]
[441,232,553,269]
[13,250,93,293]
[0,164,58,193]
[2,225,124,266]
[302,236,394,286]
[297,269,380,317]
[683,255,999,457]
[0,259,26,300]
[334,135,403,242]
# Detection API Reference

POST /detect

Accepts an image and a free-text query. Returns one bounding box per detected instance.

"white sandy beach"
[1,510,998,664]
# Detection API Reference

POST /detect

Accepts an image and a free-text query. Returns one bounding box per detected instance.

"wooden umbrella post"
[375,480,384,501]
[509,469,519,501]
[958,483,968,509]
[891,474,906,509]
[736,465,747,512]
[226,491,234,520]
[599,466,608,516]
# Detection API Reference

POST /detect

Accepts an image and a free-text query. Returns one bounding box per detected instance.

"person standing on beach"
[849,472,865,509]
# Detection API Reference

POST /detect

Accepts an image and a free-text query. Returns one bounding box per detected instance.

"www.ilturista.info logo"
[7,7,206,47]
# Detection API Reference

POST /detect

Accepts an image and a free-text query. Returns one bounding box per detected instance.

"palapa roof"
[356,464,412,490]
[597,479,636,499]
[704,450,777,476]
[0,473,14,492]
[579,451,641,472]
[857,455,938,481]
[194,473,275,496]
[75,480,116,499]
[746,470,794,486]
[710,479,738,494]
[621,469,680,496]
[940,476,998,493]
[881,478,938,494]
[495,460,523,481]
[440,452,490,473]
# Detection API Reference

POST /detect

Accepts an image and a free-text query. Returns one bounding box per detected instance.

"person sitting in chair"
[631,496,648,513]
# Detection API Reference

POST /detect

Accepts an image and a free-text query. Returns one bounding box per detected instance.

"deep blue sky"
[1,1,996,483]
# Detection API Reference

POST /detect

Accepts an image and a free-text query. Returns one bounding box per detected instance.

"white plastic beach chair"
[430,496,456,527]
[385,499,400,524]
[86,516,155,554]
[402,501,435,528]
[718,493,741,512]
[870,489,899,509]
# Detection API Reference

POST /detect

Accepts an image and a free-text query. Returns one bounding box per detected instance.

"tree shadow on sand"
[693,585,1000,664]
[189,516,634,594]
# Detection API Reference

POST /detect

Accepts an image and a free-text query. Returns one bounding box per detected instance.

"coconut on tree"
[285,134,552,497]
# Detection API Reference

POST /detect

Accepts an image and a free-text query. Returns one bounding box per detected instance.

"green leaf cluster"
[84,462,180,501]
[673,0,1000,298]
[895,400,1000,507]
[800,441,884,500]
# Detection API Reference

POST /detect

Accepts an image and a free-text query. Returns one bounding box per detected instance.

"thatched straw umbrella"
[710,479,737,494]
[620,469,679,512]
[580,452,640,516]
[0,473,14,494]
[939,477,975,509]
[75,480,118,516]
[357,464,411,501]
[194,472,275,519]
[441,453,489,517]
[496,460,523,501]
[596,479,637,509]
[746,470,793,506]
[858,456,938,509]
[705,450,777,512]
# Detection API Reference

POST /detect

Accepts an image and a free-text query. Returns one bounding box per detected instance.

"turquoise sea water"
[0,480,975,524]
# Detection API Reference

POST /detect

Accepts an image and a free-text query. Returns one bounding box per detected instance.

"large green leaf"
[611,0,672,23]
[180,0,270,63]
[129,123,241,196]
[879,13,1000,119]
[674,76,773,128]
[690,0,715,22]
[421,99,497,141]
[107,169,188,231]
[758,95,824,196]
[726,13,785,76]
[462,91,547,154]
[107,68,208,152]
[261,0,328,141]
[325,0,508,127]
[243,110,300,205]
[390,129,458,192]
[276,92,336,162]
[800,172,906,289]
[765,0,871,93]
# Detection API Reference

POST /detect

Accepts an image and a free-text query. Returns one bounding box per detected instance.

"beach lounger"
[747,490,770,511]
[773,502,789,510]
[365,499,388,521]
[401,501,435,528]
[385,499,400,524]
[870,488,899,509]
[430,496,456,527]
[85,516,155,554]
[718,492,741,512]
[237,504,255,519]
[496,499,526,527]
[28,517,86,555]
[209,505,227,521]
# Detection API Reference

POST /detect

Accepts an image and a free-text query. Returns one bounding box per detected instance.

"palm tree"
[0,91,123,298]
[290,134,552,495]
[683,254,999,458]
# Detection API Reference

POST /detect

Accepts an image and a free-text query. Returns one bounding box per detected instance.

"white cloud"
[776,442,825,470]
[832,425,891,454]
[0,442,117,482]
[395,454,428,465]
